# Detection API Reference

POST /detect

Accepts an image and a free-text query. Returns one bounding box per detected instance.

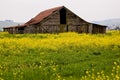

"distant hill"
[92,18,120,29]
[0,20,23,31]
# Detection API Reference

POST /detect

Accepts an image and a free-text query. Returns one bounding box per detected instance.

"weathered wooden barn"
[3,6,107,34]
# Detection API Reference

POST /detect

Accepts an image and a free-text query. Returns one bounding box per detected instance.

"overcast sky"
[0,0,120,22]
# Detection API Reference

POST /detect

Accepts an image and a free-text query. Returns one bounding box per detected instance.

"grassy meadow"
[0,31,120,80]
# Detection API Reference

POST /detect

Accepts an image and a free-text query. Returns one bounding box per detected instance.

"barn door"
[59,8,67,32]
[59,24,69,32]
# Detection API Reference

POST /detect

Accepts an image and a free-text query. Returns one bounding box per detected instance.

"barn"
[3,6,107,34]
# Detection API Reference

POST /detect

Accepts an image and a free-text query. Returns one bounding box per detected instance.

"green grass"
[0,31,120,80]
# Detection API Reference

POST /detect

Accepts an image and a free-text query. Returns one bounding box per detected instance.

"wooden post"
[89,24,93,33]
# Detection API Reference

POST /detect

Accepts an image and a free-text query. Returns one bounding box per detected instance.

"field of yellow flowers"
[0,31,120,80]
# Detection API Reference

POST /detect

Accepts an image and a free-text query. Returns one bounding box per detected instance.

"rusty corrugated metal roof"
[26,6,64,25]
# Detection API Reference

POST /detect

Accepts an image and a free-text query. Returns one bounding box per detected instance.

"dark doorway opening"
[18,27,24,34]
[60,8,66,24]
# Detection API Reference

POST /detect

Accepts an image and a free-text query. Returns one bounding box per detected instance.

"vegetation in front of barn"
[0,31,120,80]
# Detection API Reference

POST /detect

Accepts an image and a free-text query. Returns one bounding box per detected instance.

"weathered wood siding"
[24,8,92,33]
[24,11,60,33]
[92,24,106,34]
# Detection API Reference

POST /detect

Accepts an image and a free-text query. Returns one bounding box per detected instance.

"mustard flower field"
[0,31,120,80]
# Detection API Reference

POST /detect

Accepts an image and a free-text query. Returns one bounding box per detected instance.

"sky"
[0,0,120,22]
